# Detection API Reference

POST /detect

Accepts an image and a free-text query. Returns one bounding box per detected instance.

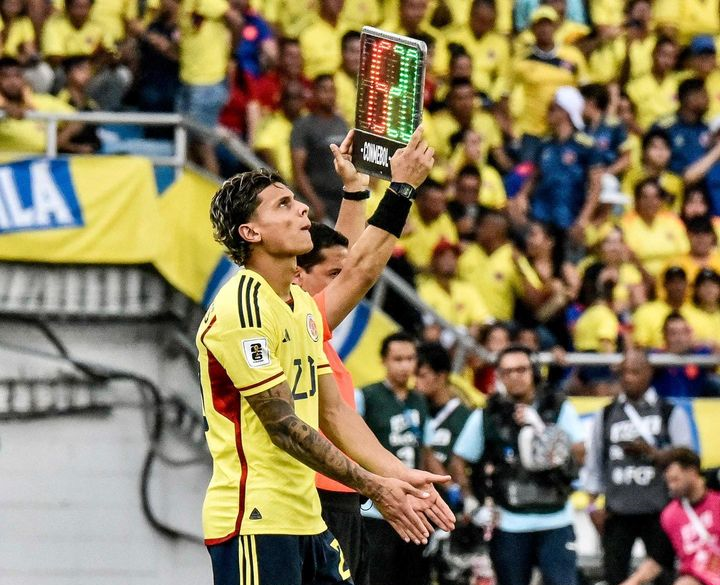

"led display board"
[352,27,427,180]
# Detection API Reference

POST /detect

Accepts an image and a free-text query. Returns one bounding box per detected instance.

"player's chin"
[295,233,314,255]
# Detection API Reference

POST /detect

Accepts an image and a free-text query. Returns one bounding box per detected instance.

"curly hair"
[210,168,283,266]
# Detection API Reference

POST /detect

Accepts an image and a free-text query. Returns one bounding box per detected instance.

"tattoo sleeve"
[245,382,379,498]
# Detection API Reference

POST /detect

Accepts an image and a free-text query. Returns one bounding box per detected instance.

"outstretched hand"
[402,469,456,532]
[371,476,435,545]
[330,129,370,192]
[390,125,435,188]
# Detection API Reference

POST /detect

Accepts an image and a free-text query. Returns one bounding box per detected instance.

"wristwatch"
[388,182,417,200]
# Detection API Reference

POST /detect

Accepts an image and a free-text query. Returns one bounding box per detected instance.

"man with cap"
[513,85,604,249]
[511,5,588,162]
[417,238,491,338]
[632,266,707,349]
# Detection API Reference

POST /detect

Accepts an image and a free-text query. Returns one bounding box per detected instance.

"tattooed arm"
[245,380,432,544]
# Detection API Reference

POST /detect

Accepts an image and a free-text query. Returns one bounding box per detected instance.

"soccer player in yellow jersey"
[199,137,453,583]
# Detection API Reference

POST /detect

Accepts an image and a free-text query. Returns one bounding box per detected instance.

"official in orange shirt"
[294,128,444,585]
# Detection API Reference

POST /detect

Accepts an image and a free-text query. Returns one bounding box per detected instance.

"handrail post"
[174,124,188,180]
[46,119,58,158]
[371,276,388,311]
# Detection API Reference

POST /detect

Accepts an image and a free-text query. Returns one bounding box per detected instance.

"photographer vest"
[601,391,673,515]
[473,391,576,514]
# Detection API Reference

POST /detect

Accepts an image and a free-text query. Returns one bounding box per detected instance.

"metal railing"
[6,109,720,371]
[1,110,267,179]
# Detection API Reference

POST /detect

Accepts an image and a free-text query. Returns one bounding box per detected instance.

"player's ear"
[238,223,261,244]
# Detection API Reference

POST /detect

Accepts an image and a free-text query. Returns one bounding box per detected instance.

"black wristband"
[367,187,413,238]
[342,188,371,201]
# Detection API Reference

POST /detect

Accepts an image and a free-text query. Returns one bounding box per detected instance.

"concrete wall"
[0,320,213,585]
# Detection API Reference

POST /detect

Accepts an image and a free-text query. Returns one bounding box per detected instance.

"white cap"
[599,172,630,205]
[554,86,585,130]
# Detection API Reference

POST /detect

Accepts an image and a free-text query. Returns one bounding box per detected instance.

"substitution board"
[352,27,427,180]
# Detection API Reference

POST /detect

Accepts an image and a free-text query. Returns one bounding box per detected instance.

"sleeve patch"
[242,337,271,368]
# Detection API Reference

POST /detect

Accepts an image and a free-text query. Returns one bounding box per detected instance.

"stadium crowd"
[5,0,720,398]
[4,0,720,583]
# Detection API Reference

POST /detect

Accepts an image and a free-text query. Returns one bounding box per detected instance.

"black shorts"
[319,490,369,585]
[208,530,354,585]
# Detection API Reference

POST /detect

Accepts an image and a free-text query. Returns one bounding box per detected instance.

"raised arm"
[246,378,434,543]
[332,130,369,249]
[323,126,435,329]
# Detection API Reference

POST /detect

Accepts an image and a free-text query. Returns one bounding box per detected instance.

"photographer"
[448,345,585,585]
[584,350,695,585]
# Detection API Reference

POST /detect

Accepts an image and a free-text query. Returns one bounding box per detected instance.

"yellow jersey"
[0,94,75,153]
[663,252,720,287]
[378,19,449,77]
[399,209,458,270]
[626,73,683,130]
[577,258,644,306]
[621,167,684,213]
[262,0,317,38]
[253,111,295,183]
[334,68,357,127]
[705,70,720,119]
[457,242,541,321]
[510,45,588,136]
[445,27,511,100]
[514,21,591,55]
[179,0,231,85]
[299,18,346,80]
[197,269,331,543]
[632,300,706,349]
[590,0,625,27]
[691,307,720,346]
[430,108,501,165]
[41,14,113,57]
[0,16,35,59]
[653,0,720,45]
[417,275,491,328]
[620,210,690,277]
[573,303,619,351]
[340,0,381,30]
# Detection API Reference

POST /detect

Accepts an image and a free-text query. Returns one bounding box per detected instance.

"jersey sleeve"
[202,296,286,397]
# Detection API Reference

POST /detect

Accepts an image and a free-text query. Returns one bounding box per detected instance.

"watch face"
[391,183,414,198]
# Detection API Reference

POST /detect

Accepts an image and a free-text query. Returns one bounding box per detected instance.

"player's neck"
[432,387,452,407]
[386,379,410,399]
[245,254,297,301]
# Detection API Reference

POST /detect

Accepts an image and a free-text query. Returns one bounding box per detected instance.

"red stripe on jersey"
[236,371,283,392]
[206,348,248,536]
[204,532,238,546]
[200,315,217,344]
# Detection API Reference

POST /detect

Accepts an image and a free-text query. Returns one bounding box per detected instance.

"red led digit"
[366,39,393,135]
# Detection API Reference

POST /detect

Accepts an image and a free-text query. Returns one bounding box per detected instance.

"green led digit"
[399,47,418,142]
